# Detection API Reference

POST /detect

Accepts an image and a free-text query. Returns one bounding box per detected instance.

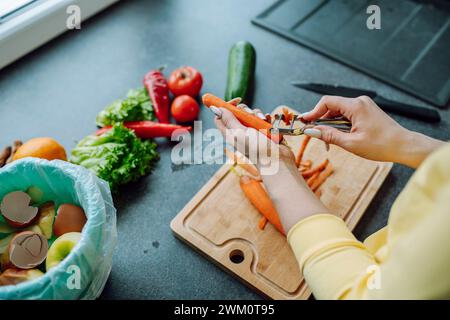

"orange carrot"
[202,93,281,143]
[295,136,311,167]
[311,163,334,192]
[302,158,329,179]
[239,175,285,235]
[225,148,261,180]
[258,217,268,230]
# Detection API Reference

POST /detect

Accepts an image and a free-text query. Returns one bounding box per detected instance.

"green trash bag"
[0,158,117,299]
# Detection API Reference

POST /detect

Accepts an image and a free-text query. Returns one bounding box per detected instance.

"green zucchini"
[225,41,256,104]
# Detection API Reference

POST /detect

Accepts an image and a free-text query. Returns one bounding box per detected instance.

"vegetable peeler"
[270,113,352,136]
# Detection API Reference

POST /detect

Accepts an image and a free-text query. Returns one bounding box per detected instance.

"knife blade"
[292,82,441,123]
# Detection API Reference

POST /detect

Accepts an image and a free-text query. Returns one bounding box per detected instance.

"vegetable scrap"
[296,135,311,167]
[310,163,334,192]
[0,188,86,286]
[258,217,268,231]
[302,158,329,179]
[281,107,294,126]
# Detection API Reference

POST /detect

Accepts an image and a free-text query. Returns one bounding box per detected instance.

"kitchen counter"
[0,0,448,299]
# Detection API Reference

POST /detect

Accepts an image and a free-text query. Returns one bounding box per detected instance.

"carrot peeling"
[295,136,311,167]
[239,175,285,235]
[282,107,294,125]
[302,158,329,179]
[307,171,320,187]
[258,217,268,230]
[311,163,334,192]
[300,160,312,168]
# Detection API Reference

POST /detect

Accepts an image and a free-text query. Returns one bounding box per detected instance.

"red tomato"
[171,95,200,123]
[168,66,203,97]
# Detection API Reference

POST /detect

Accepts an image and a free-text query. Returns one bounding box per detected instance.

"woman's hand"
[211,100,329,233]
[212,101,295,170]
[302,95,444,168]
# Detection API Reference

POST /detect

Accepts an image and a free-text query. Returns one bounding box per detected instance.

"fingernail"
[210,106,222,119]
[303,128,322,138]
[256,113,266,120]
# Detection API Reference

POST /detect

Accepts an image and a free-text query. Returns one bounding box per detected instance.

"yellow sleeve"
[287,214,377,299]
[288,143,450,300]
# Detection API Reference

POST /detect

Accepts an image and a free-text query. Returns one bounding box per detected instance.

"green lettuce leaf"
[95,88,155,127]
[70,123,159,190]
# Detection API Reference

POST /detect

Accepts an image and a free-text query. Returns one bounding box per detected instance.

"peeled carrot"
[302,158,329,179]
[311,163,334,192]
[225,148,261,180]
[258,217,268,230]
[295,136,311,167]
[202,93,281,143]
[239,175,285,235]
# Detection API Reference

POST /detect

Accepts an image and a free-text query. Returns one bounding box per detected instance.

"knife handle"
[373,96,441,123]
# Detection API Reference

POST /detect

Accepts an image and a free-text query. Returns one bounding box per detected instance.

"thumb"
[304,125,350,146]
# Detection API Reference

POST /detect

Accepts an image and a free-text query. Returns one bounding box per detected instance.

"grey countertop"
[0,0,448,299]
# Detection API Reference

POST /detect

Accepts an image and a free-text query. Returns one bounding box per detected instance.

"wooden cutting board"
[171,106,392,300]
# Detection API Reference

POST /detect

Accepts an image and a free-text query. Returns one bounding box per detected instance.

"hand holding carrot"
[211,99,329,233]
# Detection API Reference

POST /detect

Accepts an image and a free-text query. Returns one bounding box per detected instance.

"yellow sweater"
[288,143,450,299]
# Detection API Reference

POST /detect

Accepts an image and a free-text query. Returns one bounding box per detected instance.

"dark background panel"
[254,0,450,106]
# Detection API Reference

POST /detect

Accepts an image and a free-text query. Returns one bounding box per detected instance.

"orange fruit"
[13,138,67,161]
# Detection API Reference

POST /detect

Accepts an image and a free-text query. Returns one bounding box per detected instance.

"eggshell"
[8,231,48,269]
[0,191,39,228]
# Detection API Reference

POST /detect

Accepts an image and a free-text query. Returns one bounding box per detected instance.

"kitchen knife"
[292,82,441,123]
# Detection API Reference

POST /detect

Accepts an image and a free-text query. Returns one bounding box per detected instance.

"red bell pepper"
[143,69,170,123]
[96,121,191,139]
